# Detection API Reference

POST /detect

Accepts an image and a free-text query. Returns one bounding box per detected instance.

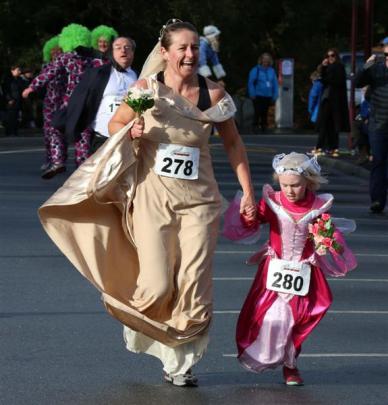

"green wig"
[58,23,91,53]
[42,36,60,62]
[91,25,118,49]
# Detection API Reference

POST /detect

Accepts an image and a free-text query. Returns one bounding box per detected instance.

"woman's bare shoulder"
[205,78,226,106]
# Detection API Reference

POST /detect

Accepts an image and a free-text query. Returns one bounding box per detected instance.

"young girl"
[223,152,357,386]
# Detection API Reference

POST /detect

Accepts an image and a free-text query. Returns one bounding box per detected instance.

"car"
[339,51,365,106]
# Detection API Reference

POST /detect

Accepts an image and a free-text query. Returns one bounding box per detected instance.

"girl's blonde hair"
[272,152,328,191]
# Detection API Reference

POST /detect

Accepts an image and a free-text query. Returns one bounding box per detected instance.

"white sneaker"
[164,369,198,387]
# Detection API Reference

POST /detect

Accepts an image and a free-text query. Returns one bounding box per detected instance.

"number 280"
[271,272,304,292]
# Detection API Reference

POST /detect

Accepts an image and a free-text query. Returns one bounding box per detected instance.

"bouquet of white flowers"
[124,87,154,117]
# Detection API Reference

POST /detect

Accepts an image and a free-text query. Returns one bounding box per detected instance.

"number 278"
[161,157,193,176]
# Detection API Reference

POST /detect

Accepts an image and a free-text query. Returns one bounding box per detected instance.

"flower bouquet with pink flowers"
[308,213,343,256]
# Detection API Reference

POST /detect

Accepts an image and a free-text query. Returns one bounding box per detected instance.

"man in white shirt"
[62,37,137,153]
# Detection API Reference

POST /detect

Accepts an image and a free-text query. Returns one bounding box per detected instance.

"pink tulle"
[316,230,357,277]
[222,191,260,244]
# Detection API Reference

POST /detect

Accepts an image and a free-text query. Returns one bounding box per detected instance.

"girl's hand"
[240,193,256,221]
[129,116,144,139]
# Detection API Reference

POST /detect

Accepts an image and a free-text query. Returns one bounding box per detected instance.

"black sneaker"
[370,201,384,213]
[41,163,66,179]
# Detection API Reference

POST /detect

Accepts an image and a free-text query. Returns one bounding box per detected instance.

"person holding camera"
[355,37,388,213]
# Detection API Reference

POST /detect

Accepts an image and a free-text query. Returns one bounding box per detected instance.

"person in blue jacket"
[248,53,279,132]
[308,68,324,126]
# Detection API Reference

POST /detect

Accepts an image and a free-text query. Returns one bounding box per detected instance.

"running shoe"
[283,366,304,386]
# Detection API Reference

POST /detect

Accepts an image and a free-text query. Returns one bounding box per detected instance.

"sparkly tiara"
[272,152,322,176]
[158,18,183,41]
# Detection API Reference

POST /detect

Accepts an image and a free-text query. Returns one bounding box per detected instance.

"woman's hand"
[129,116,144,139]
[240,193,256,221]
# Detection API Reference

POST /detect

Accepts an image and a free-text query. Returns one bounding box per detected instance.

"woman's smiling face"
[161,29,199,78]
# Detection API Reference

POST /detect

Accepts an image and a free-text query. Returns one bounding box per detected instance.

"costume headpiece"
[91,25,118,50]
[158,18,183,41]
[58,23,91,53]
[203,25,221,39]
[140,18,185,78]
[272,152,321,176]
[42,36,60,62]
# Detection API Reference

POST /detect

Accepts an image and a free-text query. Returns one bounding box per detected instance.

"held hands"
[129,116,144,139]
[240,193,256,223]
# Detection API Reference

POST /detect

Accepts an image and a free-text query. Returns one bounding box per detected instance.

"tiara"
[158,18,183,41]
[272,153,321,176]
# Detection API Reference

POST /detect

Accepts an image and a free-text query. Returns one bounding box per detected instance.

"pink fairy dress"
[223,184,357,372]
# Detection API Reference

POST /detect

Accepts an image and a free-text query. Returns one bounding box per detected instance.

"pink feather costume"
[223,184,357,372]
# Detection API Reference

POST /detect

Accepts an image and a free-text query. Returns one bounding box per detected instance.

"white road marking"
[0,147,75,155]
[0,148,46,154]
[222,353,388,358]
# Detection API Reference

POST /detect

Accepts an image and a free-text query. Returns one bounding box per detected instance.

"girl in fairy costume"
[223,152,357,385]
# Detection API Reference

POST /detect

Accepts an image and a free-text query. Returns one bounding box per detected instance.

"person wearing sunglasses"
[355,37,388,213]
[311,48,349,158]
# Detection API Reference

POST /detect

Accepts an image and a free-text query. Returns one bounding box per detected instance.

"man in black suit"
[62,36,137,153]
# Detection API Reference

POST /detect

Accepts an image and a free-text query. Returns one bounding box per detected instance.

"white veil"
[139,41,166,79]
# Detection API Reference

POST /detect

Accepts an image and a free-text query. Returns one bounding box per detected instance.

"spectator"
[355,37,388,213]
[20,68,36,128]
[247,53,279,133]
[2,65,24,136]
[308,67,324,155]
[314,48,349,157]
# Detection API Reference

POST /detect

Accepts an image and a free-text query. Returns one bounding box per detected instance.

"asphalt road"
[1,134,387,405]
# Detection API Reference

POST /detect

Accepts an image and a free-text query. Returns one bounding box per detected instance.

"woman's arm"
[215,117,256,219]
[206,82,256,218]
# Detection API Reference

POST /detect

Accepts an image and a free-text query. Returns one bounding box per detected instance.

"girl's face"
[161,29,199,78]
[279,173,308,203]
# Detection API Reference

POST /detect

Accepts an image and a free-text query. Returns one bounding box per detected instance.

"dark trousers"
[368,122,388,209]
[89,132,108,154]
[316,100,339,150]
[253,96,272,130]
[4,108,19,135]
